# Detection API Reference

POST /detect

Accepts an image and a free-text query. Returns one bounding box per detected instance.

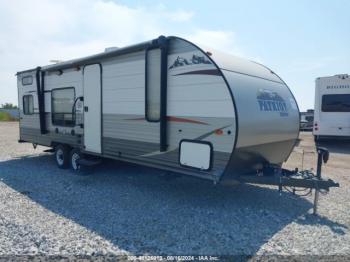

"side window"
[145,48,161,122]
[23,95,34,115]
[22,76,33,86]
[322,94,350,112]
[51,87,75,126]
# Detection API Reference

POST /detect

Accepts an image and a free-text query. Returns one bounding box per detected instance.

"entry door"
[83,64,102,154]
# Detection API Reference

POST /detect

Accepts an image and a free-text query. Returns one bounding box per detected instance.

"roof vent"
[49,60,63,64]
[335,74,349,79]
[104,47,119,52]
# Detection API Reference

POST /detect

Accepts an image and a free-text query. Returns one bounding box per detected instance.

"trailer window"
[51,87,75,126]
[322,94,350,112]
[22,76,33,86]
[145,48,161,122]
[23,95,34,115]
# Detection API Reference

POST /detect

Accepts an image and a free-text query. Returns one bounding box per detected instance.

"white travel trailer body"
[17,36,300,182]
[313,74,350,140]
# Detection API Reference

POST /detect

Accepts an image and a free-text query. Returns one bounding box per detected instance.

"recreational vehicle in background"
[16,36,338,211]
[314,74,350,141]
[300,109,314,131]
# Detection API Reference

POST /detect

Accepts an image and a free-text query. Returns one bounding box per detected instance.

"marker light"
[215,129,223,135]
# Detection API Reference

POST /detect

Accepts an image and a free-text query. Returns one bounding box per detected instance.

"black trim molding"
[144,35,169,152]
[35,67,47,134]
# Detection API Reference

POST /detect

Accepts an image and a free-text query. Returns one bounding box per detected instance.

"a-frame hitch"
[238,147,339,215]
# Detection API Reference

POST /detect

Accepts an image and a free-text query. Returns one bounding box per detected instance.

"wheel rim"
[71,152,81,170]
[56,149,64,166]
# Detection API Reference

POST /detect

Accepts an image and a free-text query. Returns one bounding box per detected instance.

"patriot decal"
[257,89,288,117]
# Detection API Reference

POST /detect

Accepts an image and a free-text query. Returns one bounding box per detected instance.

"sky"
[0,0,349,111]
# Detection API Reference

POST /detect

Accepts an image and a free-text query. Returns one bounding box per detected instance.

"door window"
[23,95,34,115]
[51,87,75,126]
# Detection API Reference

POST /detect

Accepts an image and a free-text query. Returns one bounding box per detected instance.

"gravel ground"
[0,122,349,257]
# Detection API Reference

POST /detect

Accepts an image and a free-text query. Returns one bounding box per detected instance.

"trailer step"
[43,149,55,153]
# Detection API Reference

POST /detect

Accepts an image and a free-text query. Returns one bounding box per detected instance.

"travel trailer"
[17,35,301,178]
[313,74,350,141]
[17,36,338,212]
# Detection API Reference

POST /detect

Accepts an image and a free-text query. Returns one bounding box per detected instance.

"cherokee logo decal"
[257,89,288,117]
[169,54,212,69]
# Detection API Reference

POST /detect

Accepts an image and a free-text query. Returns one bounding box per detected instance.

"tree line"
[0,103,18,109]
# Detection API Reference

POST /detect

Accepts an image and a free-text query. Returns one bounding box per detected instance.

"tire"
[55,144,70,169]
[70,148,82,172]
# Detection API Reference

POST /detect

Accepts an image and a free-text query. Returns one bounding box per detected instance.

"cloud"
[0,0,241,105]
[284,56,340,73]
[187,30,241,55]
[165,10,194,22]
[185,30,263,63]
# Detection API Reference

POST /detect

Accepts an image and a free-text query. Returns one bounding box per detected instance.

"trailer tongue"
[237,147,339,215]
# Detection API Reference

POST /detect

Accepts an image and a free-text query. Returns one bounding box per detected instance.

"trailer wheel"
[55,144,70,169]
[70,148,82,172]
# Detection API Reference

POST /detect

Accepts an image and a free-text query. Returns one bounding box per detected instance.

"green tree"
[1,103,18,109]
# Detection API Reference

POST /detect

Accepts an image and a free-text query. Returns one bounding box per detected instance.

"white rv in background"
[313,74,350,141]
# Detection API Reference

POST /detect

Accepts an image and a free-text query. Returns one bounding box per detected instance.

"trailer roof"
[16,36,284,84]
[16,39,153,74]
[205,49,283,83]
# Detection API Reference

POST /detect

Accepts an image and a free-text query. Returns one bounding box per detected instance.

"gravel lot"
[0,122,349,257]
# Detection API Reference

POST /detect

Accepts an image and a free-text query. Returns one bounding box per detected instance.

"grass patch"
[0,112,16,121]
